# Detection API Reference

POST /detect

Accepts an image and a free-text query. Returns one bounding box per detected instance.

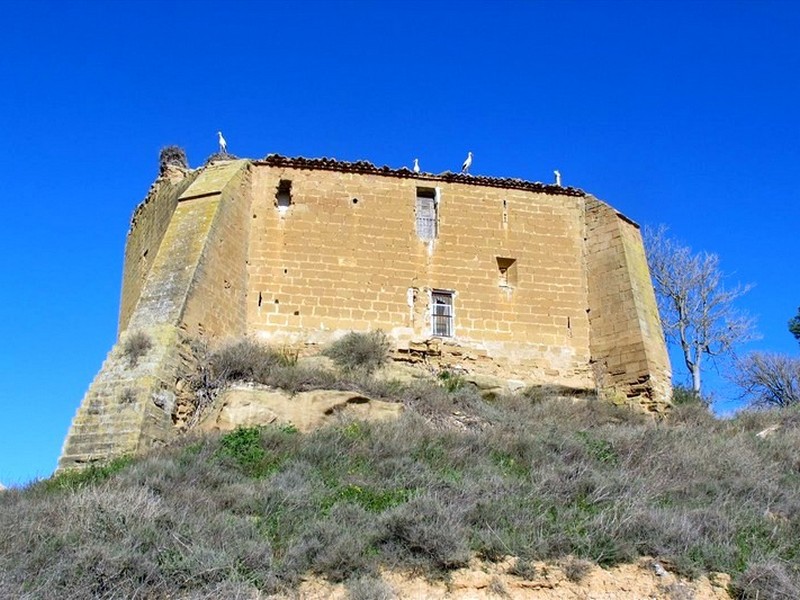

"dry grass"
[2,382,800,599]
[122,331,152,367]
[323,330,391,374]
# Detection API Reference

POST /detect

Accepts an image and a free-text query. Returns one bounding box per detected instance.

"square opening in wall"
[496,257,517,288]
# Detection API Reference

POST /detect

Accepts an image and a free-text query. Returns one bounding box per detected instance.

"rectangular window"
[431,290,454,337]
[416,187,438,241]
[276,179,292,210]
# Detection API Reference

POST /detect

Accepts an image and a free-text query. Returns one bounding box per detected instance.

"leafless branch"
[644,225,758,397]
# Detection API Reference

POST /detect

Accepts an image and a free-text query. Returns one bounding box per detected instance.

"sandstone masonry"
[59,154,671,470]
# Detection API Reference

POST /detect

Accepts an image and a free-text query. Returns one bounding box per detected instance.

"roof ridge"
[252,154,585,197]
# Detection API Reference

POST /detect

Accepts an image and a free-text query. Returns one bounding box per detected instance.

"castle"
[59,151,671,470]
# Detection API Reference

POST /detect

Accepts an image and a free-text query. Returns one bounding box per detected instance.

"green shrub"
[323,331,391,374]
[40,455,134,492]
[671,384,710,406]
[216,427,268,476]
[438,369,467,392]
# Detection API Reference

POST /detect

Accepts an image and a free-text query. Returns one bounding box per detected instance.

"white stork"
[413,158,420,174]
[554,170,562,187]
[217,131,227,154]
[461,151,473,174]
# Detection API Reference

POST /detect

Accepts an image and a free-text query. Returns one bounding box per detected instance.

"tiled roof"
[253,154,585,197]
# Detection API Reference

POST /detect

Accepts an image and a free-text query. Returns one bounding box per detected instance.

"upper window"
[416,187,438,241]
[431,290,454,337]
[276,180,292,211]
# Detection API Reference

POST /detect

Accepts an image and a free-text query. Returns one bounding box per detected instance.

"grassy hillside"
[2,394,799,599]
[3,337,799,599]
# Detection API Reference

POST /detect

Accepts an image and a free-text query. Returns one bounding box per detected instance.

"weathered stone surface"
[59,162,250,471]
[199,385,403,433]
[283,556,731,599]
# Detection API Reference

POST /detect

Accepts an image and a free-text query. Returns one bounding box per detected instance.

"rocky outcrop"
[287,556,732,599]
[198,385,404,433]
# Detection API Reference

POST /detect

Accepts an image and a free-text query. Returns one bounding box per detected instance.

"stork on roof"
[413,158,420,174]
[554,170,562,187]
[217,131,227,154]
[461,151,473,174]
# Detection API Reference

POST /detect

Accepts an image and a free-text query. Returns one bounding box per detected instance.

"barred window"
[416,187,438,241]
[431,290,454,337]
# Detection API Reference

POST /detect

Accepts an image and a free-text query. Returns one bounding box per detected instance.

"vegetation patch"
[4,392,800,598]
[323,330,390,374]
[122,331,152,367]
[39,455,134,492]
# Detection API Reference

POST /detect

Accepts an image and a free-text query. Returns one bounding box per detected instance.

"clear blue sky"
[1,0,798,486]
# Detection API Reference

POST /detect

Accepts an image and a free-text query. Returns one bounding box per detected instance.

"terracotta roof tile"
[253,154,585,197]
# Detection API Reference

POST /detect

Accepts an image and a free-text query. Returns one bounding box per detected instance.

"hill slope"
[3,386,799,599]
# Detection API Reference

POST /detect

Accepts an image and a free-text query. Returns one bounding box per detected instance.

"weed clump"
[123,331,152,367]
[40,456,134,492]
[346,574,396,600]
[562,557,594,582]
[200,338,336,396]
[209,338,293,383]
[509,557,537,580]
[731,560,800,599]
[323,331,390,374]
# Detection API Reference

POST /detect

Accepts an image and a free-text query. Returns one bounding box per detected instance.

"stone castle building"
[59,152,671,470]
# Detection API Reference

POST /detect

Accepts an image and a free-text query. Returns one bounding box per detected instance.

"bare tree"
[644,225,757,397]
[733,352,800,408]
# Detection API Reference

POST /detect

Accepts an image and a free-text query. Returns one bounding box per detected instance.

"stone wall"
[59,160,251,470]
[585,197,672,411]
[119,168,198,333]
[246,165,593,388]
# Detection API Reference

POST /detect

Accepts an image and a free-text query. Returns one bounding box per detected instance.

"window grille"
[416,188,437,241]
[431,290,454,337]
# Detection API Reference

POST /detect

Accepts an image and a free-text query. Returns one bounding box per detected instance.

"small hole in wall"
[352,198,359,205]
[284,268,288,274]
[274,299,279,304]
[253,214,257,219]
[142,249,148,258]
[258,292,262,307]
[293,310,300,316]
